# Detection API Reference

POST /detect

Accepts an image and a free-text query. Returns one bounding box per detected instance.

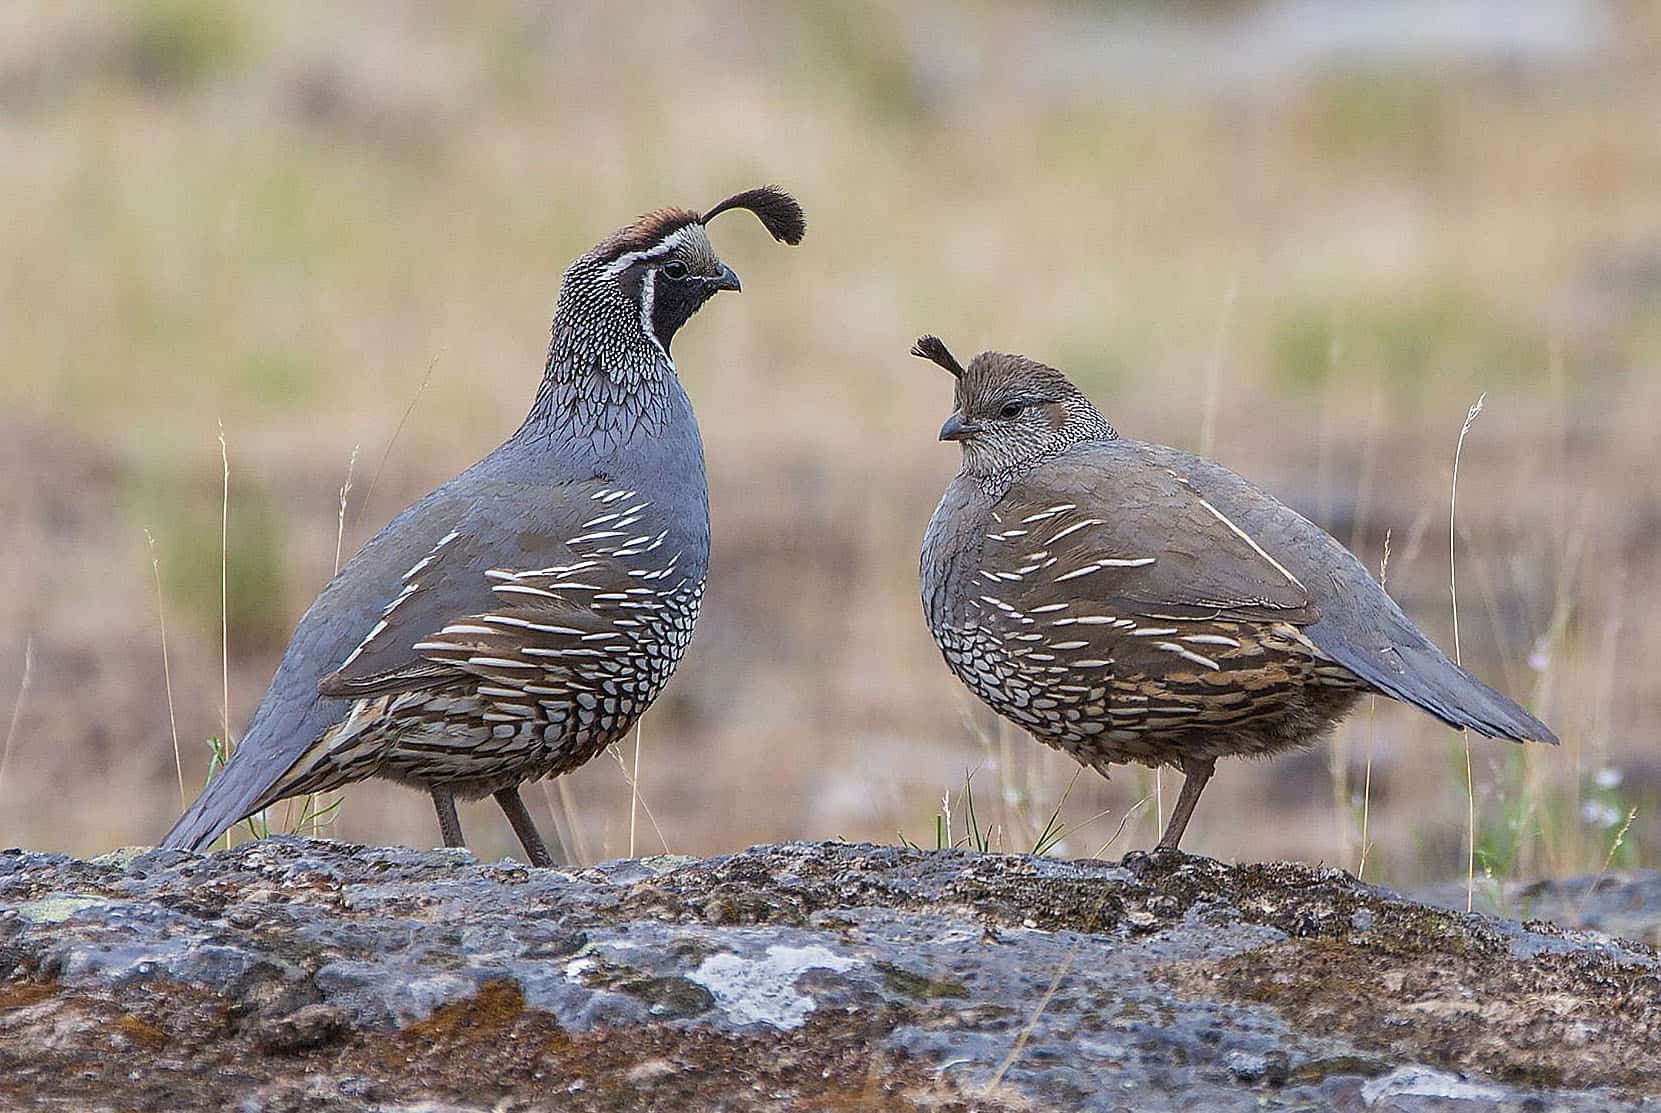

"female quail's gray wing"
[942,438,1552,747]
[1134,442,1556,744]
[926,446,1326,756]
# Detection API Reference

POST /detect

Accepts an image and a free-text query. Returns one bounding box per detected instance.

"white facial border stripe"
[638,267,669,363]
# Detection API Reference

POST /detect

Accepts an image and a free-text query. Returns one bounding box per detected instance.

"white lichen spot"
[687,944,859,1030]
[15,895,110,923]
[1360,1066,1506,1105]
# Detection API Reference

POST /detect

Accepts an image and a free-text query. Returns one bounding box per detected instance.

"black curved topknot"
[701,186,807,246]
[910,334,965,378]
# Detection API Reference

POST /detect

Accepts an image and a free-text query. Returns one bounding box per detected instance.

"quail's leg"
[430,786,466,849]
[1155,758,1216,852]
[493,786,561,868]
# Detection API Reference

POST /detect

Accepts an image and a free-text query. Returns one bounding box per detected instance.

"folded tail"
[1319,635,1556,744]
[161,722,298,851]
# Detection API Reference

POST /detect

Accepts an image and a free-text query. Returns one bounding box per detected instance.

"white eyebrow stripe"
[602,224,701,277]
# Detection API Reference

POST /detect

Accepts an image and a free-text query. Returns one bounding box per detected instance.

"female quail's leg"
[430,786,466,849]
[1155,758,1216,852]
[493,785,560,867]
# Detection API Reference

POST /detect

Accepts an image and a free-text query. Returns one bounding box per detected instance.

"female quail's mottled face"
[936,351,1115,477]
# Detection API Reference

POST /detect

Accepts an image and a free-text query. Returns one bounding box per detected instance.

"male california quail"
[163,188,806,863]
[913,336,1555,852]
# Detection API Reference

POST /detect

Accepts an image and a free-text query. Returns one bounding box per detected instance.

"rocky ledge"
[1,839,1658,1112]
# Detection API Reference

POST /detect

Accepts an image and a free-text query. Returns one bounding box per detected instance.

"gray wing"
[966,440,1550,742]
[316,480,686,698]
[980,449,1319,628]
[1138,443,1555,743]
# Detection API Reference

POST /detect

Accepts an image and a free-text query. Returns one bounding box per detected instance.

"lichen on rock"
[0,838,1657,1111]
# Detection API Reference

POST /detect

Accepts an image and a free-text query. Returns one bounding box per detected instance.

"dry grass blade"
[1197,270,1240,458]
[982,944,1077,1093]
[216,422,235,853]
[1093,794,1153,858]
[363,353,439,512]
[537,778,591,868]
[1357,529,1390,879]
[1450,393,1486,912]
[335,444,359,578]
[0,640,35,802]
[1154,768,1164,847]
[629,721,643,858]
[144,530,184,810]
[1581,806,1638,905]
[610,733,671,856]
[217,422,232,761]
[307,444,361,837]
[1030,766,1083,856]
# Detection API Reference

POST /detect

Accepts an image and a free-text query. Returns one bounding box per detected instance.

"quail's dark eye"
[998,400,1024,420]
[661,260,689,280]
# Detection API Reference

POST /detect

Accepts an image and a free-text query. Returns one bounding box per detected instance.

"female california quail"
[913,335,1555,852]
[163,188,806,863]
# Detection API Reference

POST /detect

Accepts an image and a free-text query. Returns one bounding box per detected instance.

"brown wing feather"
[991,459,1318,627]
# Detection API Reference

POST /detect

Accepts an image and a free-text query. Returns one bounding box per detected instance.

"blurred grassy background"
[2,0,1658,887]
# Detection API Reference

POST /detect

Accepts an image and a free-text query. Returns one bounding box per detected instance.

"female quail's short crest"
[162,188,805,863]
[913,335,1555,852]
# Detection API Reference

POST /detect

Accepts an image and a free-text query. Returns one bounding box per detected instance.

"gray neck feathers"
[517,259,679,458]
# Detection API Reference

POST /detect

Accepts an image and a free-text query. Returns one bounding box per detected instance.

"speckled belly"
[932,617,1366,771]
[271,582,703,801]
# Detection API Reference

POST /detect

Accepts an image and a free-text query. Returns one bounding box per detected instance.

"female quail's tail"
[1313,620,1556,744]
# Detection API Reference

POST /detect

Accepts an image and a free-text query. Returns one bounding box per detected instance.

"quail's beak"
[939,412,980,442]
[709,263,742,293]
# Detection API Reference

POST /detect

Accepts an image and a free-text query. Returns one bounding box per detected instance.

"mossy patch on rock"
[1162,934,1661,1092]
